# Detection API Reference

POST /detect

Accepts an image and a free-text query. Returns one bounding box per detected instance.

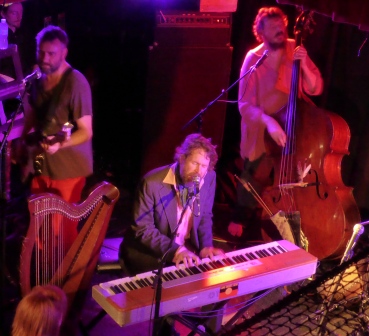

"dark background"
[2,1,369,333]
[14,0,369,220]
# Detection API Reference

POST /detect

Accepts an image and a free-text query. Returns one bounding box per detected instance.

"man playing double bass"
[228,6,323,238]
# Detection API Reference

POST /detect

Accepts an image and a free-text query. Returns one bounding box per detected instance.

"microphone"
[23,69,42,84]
[193,175,200,198]
[341,223,364,263]
[253,50,269,69]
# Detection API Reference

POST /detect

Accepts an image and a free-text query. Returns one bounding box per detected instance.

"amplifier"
[154,11,231,47]
[200,0,238,13]
[156,11,231,28]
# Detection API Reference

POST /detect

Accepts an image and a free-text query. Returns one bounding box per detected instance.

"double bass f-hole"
[261,9,361,260]
[310,169,328,200]
[272,167,328,204]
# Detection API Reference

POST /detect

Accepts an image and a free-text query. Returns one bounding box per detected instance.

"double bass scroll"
[20,181,120,312]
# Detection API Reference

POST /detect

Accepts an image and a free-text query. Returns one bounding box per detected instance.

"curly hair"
[174,133,218,171]
[253,7,288,43]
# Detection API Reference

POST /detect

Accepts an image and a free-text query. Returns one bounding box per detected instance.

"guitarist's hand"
[41,136,61,155]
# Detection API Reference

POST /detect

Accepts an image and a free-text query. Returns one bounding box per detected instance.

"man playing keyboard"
[120,133,225,276]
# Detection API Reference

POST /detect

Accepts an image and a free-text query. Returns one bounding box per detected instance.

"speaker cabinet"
[141,18,233,175]
[200,0,238,12]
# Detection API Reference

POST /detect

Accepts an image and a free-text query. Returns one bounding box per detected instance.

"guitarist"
[227,7,323,239]
[19,25,93,250]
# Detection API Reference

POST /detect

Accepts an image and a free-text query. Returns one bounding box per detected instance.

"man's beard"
[268,39,287,51]
[181,172,201,188]
[182,175,196,187]
[39,64,59,75]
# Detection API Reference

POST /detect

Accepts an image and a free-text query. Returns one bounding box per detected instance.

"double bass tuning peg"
[294,10,315,36]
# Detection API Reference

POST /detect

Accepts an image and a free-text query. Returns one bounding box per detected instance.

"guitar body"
[14,125,71,180]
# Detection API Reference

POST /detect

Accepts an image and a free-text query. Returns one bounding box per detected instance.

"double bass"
[261,11,361,260]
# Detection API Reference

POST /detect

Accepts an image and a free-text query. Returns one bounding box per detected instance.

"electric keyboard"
[92,240,317,327]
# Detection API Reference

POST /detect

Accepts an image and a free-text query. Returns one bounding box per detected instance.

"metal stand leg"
[218,289,269,335]
[166,315,212,336]
[165,300,229,336]
[79,309,107,336]
[351,257,369,332]
[315,269,347,335]
[315,224,365,335]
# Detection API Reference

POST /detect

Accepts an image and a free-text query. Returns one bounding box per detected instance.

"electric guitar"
[21,122,73,177]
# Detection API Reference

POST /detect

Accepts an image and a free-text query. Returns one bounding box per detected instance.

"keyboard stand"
[165,299,228,336]
[168,289,270,336]
[219,289,269,335]
[164,290,268,336]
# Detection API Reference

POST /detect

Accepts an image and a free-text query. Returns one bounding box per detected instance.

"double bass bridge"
[278,167,327,201]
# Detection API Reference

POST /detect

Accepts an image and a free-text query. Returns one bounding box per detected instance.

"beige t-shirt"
[238,39,323,161]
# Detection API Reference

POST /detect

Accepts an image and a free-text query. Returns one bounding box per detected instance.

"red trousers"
[31,175,86,203]
[31,175,86,249]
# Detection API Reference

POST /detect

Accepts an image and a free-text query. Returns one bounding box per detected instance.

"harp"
[19,181,120,311]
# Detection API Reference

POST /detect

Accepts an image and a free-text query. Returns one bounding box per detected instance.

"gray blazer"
[133,164,216,262]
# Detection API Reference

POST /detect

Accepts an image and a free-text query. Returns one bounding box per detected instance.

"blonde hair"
[12,285,68,336]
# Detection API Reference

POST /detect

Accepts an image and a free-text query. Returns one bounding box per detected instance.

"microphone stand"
[0,91,25,316]
[152,193,196,336]
[315,224,365,335]
[182,51,268,133]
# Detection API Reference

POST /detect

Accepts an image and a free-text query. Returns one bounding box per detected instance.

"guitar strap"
[31,67,74,176]
[40,66,74,135]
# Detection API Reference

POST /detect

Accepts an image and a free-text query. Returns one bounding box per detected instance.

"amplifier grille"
[156,11,231,28]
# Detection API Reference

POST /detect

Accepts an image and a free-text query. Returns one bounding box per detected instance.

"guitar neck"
[25,130,66,146]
